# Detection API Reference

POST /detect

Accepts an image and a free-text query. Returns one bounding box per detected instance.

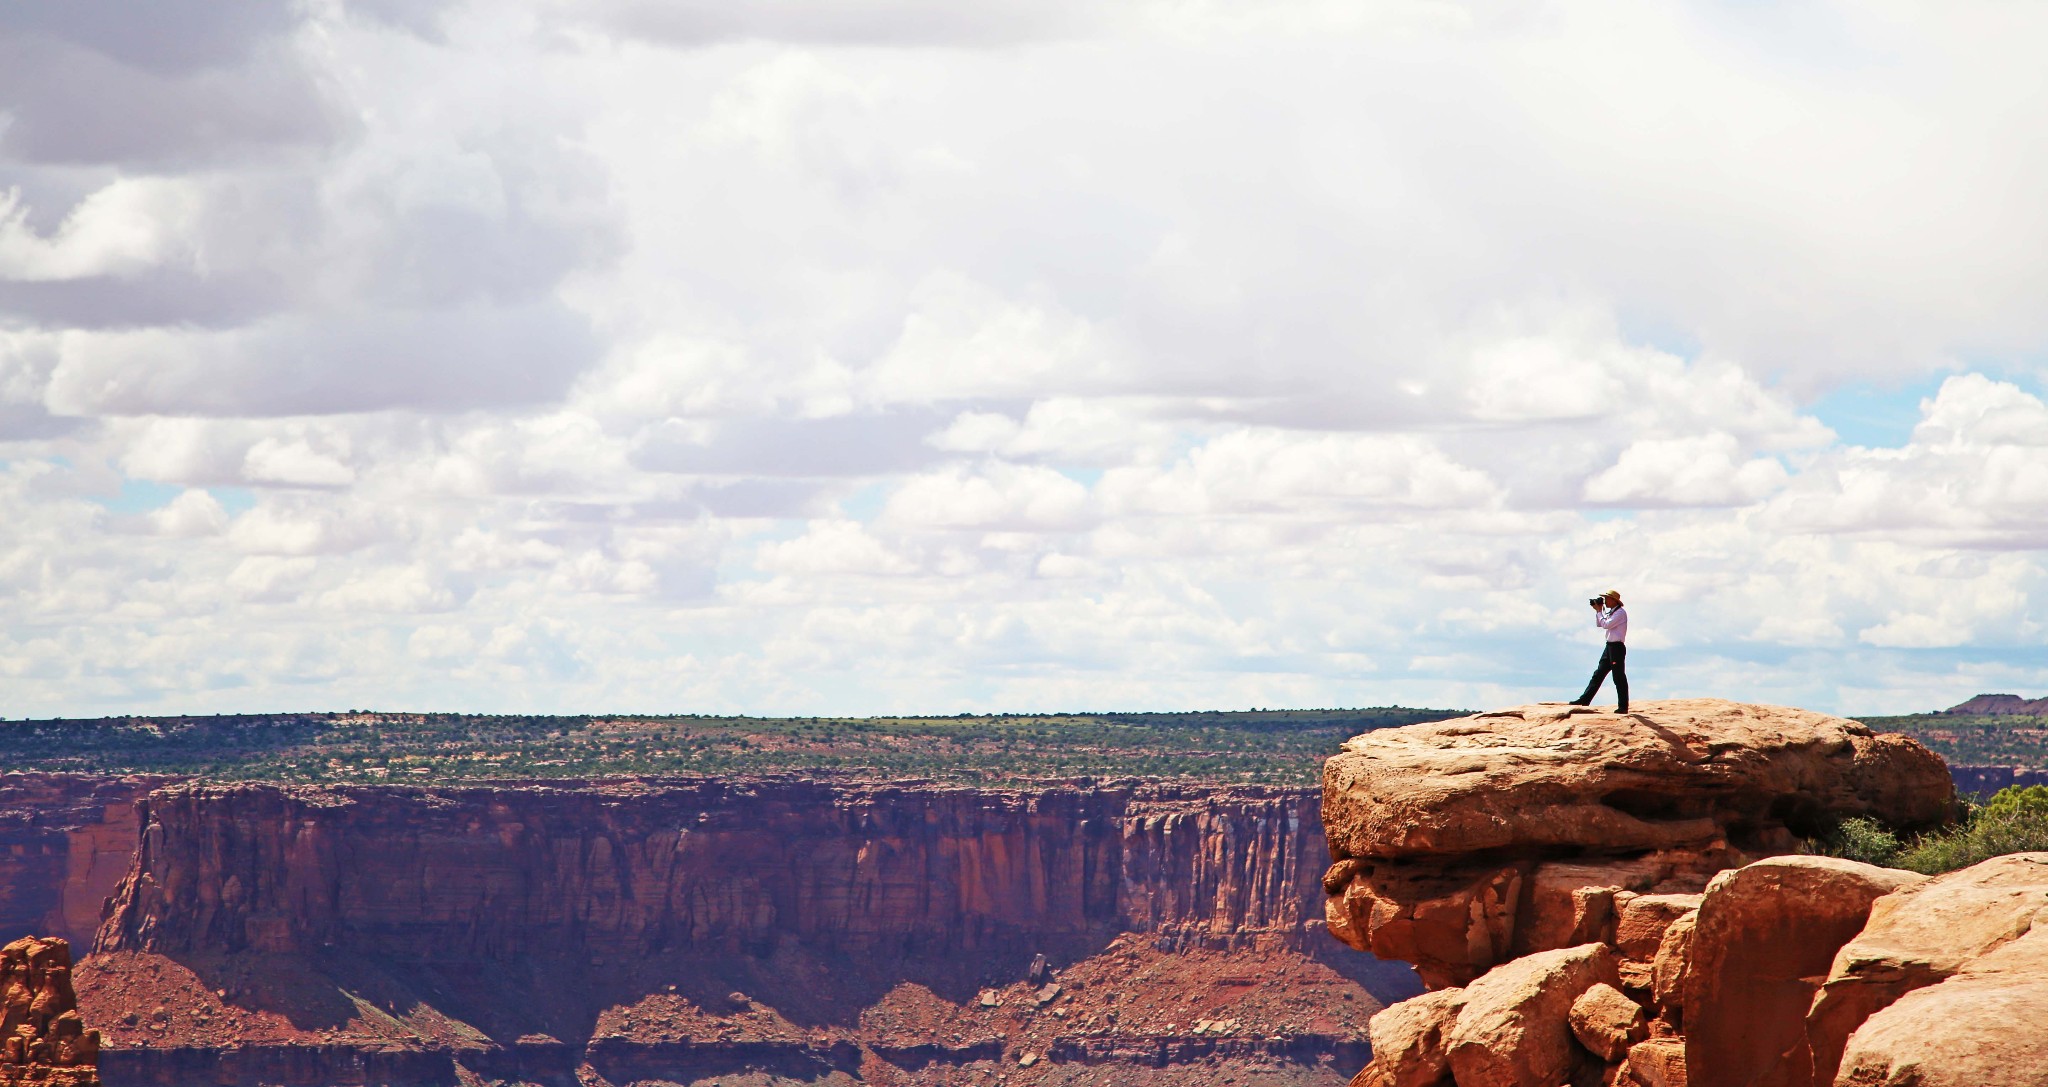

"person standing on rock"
[1570,589,1628,713]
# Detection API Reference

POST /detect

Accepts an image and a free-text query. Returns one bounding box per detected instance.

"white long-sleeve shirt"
[1596,605,1628,643]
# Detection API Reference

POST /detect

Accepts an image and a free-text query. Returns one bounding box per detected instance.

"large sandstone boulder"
[1366,987,1468,1087]
[1324,700,1953,862]
[1613,892,1702,964]
[1323,700,1954,986]
[1832,927,2048,1086]
[1442,943,1619,1087]
[1807,852,2048,1086]
[1567,982,1645,1061]
[1682,856,1923,1087]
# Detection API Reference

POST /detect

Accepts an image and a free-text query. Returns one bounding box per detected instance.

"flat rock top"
[1336,699,1857,766]
[1324,698,1954,862]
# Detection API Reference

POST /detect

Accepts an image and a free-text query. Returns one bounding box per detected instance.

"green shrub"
[1813,786,2048,875]
[1979,784,2048,821]
[1814,816,1903,867]
[1894,801,2048,875]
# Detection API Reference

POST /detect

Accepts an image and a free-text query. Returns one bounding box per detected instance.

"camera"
[1588,597,1605,608]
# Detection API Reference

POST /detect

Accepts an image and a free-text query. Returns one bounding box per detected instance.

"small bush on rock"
[1895,789,2048,874]
[1814,817,1902,867]
[1815,787,2048,875]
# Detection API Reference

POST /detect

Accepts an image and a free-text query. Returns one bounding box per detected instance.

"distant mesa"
[1945,692,2048,715]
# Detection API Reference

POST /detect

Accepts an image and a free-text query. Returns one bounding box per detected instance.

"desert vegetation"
[1815,784,2048,874]
[1856,712,2048,767]
[0,707,1455,785]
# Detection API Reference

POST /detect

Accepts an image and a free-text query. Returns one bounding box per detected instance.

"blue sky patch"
[99,479,184,514]
[1804,377,1949,449]
[96,480,258,516]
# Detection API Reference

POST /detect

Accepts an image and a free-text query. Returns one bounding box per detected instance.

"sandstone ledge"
[1322,699,1954,987]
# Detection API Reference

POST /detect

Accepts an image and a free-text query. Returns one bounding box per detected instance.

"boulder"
[1567,982,1646,1061]
[1647,909,1695,1018]
[1683,856,1923,1087]
[1619,1038,1687,1087]
[1833,935,2048,1086]
[1614,893,1702,964]
[1613,892,1701,990]
[1366,988,1467,1087]
[1323,700,1954,984]
[1327,861,1525,989]
[1807,852,2048,1086]
[1324,700,1954,863]
[1442,943,1619,1087]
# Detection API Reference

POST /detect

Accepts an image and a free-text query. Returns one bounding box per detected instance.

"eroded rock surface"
[1363,987,1465,1087]
[0,775,174,948]
[0,937,98,1087]
[1442,944,1617,1087]
[1682,856,1922,1087]
[1832,929,2048,1086]
[1808,852,2048,1086]
[1323,699,1968,1087]
[1323,699,1953,987]
[1567,982,1644,1062]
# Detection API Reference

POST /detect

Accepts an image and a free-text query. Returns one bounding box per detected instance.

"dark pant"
[1574,642,1628,712]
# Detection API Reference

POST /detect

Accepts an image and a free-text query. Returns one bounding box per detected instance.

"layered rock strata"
[1323,699,1963,1087]
[88,776,1412,1085]
[0,776,174,948]
[1949,764,2048,798]
[102,778,1331,959]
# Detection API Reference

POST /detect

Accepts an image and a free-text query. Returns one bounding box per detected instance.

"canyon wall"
[85,776,1404,1087]
[1949,763,2048,797]
[99,777,1330,961]
[0,775,175,949]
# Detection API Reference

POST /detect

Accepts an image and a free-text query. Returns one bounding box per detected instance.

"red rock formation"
[0,776,176,949]
[1681,857,1921,1087]
[0,937,99,1087]
[1441,944,1618,1087]
[1322,699,1954,988]
[1322,699,1961,1087]
[1808,852,2048,1086]
[100,778,1338,959]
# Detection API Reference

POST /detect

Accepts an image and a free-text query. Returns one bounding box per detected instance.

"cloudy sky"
[3,0,2047,718]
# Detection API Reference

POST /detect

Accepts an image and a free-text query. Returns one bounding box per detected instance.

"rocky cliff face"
[1949,763,2048,797]
[1325,698,2048,1087]
[0,776,175,949]
[85,776,1412,1086]
[100,778,1328,960]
